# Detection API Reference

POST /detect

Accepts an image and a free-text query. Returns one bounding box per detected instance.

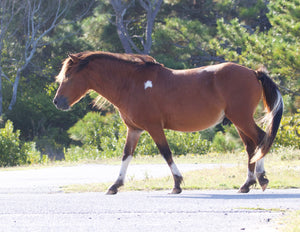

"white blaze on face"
[144,80,153,90]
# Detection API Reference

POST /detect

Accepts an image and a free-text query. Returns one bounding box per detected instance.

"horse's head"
[53,54,90,111]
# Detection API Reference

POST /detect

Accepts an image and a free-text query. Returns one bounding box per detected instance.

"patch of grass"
[278,210,300,232]
[237,207,287,212]
[62,149,300,193]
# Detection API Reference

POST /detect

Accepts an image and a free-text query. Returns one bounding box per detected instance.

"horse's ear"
[68,54,79,63]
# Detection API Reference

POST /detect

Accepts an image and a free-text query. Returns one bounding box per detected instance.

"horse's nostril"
[53,96,70,111]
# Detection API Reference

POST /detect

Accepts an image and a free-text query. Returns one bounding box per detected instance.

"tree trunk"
[8,69,21,111]
[116,14,133,53]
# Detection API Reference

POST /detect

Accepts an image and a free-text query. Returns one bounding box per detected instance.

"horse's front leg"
[106,128,142,195]
[148,127,183,194]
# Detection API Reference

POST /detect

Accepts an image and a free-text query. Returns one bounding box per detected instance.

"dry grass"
[278,210,300,232]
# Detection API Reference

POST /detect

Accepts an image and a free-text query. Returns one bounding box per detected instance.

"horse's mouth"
[53,96,71,111]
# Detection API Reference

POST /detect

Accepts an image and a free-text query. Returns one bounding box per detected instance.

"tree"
[0,0,22,116]
[211,0,300,111]
[152,17,219,69]
[0,0,93,115]
[109,0,163,54]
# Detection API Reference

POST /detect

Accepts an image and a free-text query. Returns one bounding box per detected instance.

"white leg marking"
[246,169,256,184]
[170,163,182,177]
[117,156,133,182]
[255,158,265,174]
[144,80,153,90]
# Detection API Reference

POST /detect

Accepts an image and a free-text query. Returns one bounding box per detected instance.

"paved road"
[0,163,233,193]
[0,164,299,232]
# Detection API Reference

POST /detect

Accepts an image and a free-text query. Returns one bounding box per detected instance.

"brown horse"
[53,51,283,194]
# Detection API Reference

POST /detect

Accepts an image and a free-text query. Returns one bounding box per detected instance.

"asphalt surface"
[0,164,299,232]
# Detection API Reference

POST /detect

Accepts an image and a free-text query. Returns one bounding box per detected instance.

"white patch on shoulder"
[144,80,153,90]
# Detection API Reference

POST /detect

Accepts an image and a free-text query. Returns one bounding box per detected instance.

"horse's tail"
[251,67,284,163]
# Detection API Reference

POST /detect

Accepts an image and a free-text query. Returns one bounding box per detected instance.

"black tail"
[251,67,283,163]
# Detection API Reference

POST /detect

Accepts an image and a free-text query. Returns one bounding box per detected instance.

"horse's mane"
[79,51,160,68]
[56,51,161,83]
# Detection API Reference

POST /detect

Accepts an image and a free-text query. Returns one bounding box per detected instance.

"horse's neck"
[90,61,133,108]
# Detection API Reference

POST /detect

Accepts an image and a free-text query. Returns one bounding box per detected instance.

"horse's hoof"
[238,187,250,193]
[257,172,269,191]
[261,183,268,192]
[106,189,118,195]
[170,187,182,194]
[238,179,257,193]
[106,186,118,195]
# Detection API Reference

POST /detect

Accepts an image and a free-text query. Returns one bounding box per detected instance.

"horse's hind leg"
[107,127,142,195]
[236,124,269,193]
[237,130,257,193]
[237,122,269,192]
[148,127,183,194]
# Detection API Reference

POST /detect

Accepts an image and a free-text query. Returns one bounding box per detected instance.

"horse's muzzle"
[53,95,70,111]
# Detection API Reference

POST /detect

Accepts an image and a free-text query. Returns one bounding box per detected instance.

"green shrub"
[274,111,300,149]
[211,124,243,153]
[211,131,236,153]
[68,112,126,150]
[135,132,159,156]
[0,120,42,167]
[67,112,127,160]
[165,130,211,155]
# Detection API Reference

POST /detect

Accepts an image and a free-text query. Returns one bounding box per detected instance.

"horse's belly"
[164,109,225,132]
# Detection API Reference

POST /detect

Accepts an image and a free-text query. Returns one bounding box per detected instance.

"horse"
[53,51,283,194]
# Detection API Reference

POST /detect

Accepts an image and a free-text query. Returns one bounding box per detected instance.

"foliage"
[152,17,215,69]
[166,130,211,155]
[5,79,91,159]
[211,124,243,153]
[0,120,42,167]
[68,112,126,150]
[274,111,300,149]
[211,0,300,108]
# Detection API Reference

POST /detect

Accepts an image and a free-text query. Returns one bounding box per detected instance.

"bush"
[211,124,243,153]
[66,112,127,160]
[274,111,300,149]
[0,120,42,167]
[165,130,211,155]
[68,112,126,150]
